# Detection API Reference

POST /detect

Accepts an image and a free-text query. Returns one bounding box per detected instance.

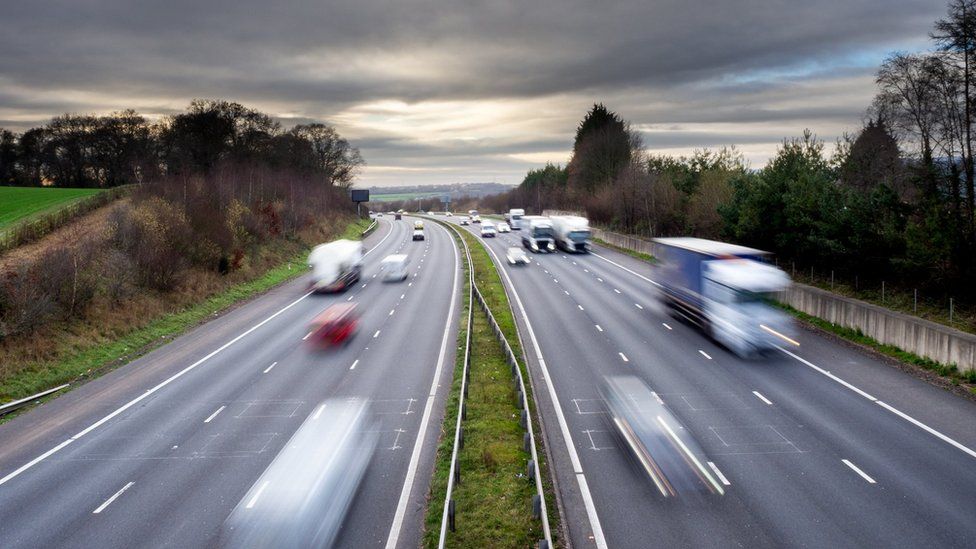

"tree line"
[0,99,364,188]
[485,0,976,298]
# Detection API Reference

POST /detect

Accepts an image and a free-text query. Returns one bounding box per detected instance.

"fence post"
[831,270,834,289]
[914,289,917,314]
[882,281,885,303]
[950,298,954,324]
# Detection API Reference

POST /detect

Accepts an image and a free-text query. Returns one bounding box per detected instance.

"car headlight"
[547,242,555,250]
[531,242,538,250]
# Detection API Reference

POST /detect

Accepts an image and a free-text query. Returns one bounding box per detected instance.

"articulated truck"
[308,239,364,292]
[654,237,796,357]
[550,215,591,253]
[521,216,556,253]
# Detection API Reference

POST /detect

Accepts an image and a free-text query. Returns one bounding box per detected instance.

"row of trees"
[487,0,976,297]
[0,100,364,188]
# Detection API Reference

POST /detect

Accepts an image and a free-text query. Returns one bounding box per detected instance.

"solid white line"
[0,289,319,488]
[619,352,629,362]
[613,288,621,294]
[777,347,877,401]
[634,303,643,310]
[386,220,460,549]
[662,323,672,330]
[876,401,976,460]
[590,251,660,287]
[595,325,603,332]
[842,459,876,484]
[92,482,134,514]
[204,405,226,423]
[246,481,270,509]
[477,238,607,548]
[373,330,381,338]
[707,461,731,486]
[263,362,277,374]
[752,391,772,405]
[302,331,313,341]
[699,350,712,360]
[350,359,359,370]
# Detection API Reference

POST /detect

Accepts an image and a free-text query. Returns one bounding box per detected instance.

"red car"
[308,303,359,348]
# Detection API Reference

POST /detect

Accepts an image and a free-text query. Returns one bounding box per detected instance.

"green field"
[0,187,104,230]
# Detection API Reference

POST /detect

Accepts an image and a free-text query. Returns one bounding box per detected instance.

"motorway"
[448,217,976,548]
[0,216,461,549]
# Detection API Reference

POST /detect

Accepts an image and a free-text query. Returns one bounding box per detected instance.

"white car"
[497,222,511,233]
[506,247,530,265]
[481,223,497,238]
[460,217,470,226]
[446,212,453,217]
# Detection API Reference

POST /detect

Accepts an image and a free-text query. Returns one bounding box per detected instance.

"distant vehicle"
[506,247,530,265]
[397,209,404,213]
[394,212,402,220]
[472,215,482,224]
[506,208,525,230]
[308,239,363,292]
[521,216,556,253]
[468,209,479,216]
[412,228,425,241]
[550,215,591,253]
[219,399,377,548]
[377,213,384,217]
[446,212,453,217]
[480,222,496,238]
[654,237,795,357]
[368,210,374,216]
[602,376,724,497]
[497,222,511,233]
[306,303,359,348]
[414,220,424,230]
[460,217,470,226]
[380,254,409,282]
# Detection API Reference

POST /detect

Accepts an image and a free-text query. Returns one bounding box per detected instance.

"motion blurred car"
[414,220,424,230]
[377,212,383,217]
[446,212,453,217]
[481,222,497,238]
[380,254,409,282]
[412,228,425,241]
[219,399,377,549]
[460,217,470,226]
[497,222,511,233]
[602,375,724,497]
[506,247,530,265]
[307,303,359,348]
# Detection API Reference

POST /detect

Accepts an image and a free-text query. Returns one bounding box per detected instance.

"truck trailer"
[654,237,795,357]
[550,215,591,253]
[307,239,364,292]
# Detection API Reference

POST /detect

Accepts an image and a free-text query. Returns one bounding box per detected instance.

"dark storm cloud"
[0,0,947,184]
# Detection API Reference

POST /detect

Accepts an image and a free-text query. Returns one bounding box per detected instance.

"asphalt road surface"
[449,218,976,549]
[0,216,461,549]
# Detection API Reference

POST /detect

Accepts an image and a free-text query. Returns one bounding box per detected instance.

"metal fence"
[438,220,553,549]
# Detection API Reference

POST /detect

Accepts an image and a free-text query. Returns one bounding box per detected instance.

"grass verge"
[781,303,976,393]
[592,237,656,263]
[0,217,371,419]
[423,222,558,548]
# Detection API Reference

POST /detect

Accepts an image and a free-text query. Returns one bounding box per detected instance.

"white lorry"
[506,208,525,230]
[550,215,591,253]
[654,237,795,357]
[521,216,556,253]
[307,239,363,292]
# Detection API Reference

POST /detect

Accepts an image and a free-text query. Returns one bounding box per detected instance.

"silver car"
[506,247,530,265]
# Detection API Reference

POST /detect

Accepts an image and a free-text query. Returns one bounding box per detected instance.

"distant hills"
[363,182,513,202]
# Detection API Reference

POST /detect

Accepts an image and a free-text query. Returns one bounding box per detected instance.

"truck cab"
[507,208,525,230]
[522,216,556,253]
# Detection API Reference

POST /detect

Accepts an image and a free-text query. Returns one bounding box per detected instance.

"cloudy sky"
[0,1,947,187]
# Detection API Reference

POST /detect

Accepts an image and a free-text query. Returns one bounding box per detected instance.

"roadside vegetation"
[0,99,367,408]
[591,237,655,263]
[424,223,558,548]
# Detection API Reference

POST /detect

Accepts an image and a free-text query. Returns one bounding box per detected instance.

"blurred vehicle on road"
[506,208,525,230]
[507,247,530,265]
[394,212,402,220]
[522,216,556,253]
[380,254,409,282]
[308,239,363,292]
[445,212,453,217]
[550,215,591,253]
[412,228,425,241]
[414,220,424,230]
[497,222,511,233]
[480,222,496,238]
[220,399,377,548]
[602,375,724,497]
[460,217,470,226]
[307,303,359,348]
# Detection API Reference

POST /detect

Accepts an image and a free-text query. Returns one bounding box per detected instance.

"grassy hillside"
[0,187,104,231]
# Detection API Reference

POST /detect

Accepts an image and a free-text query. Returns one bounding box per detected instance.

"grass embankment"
[0,187,104,230]
[782,304,976,393]
[423,222,558,548]
[592,237,655,263]
[0,217,371,415]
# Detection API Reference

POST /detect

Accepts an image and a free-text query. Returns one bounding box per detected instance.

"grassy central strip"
[0,217,371,418]
[423,221,558,548]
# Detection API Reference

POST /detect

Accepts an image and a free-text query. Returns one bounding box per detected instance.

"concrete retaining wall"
[540,209,976,371]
